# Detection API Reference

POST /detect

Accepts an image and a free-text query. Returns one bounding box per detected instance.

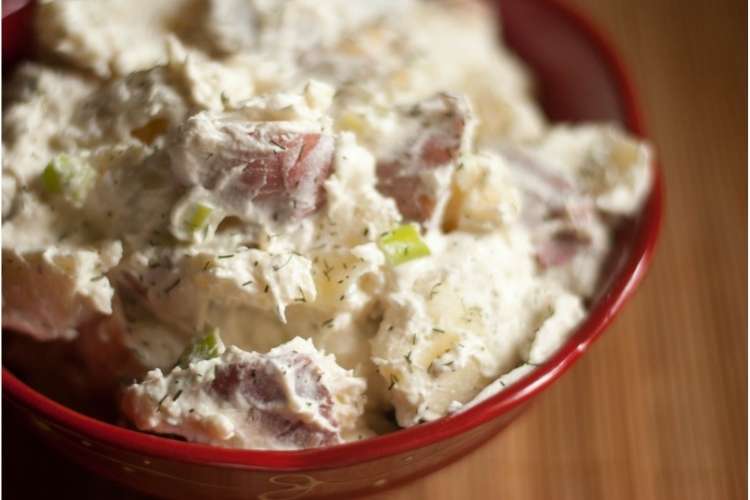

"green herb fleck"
[429,281,443,300]
[269,139,286,151]
[273,255,293,271]
[156,393,169,412]
[164,278,181,294]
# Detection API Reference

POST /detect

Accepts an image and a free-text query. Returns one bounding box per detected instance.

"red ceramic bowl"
[2,1,663,498]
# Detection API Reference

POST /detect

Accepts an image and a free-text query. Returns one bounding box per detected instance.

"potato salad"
[2,0,652,450]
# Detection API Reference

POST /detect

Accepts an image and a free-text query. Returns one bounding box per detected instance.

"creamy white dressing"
[3,0,651,450]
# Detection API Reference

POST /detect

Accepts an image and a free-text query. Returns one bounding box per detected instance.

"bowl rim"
[2,0,664,471]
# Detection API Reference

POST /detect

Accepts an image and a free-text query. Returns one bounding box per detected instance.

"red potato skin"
[211,353,339,448]
[501,148,597,268]
[171,118,336,222]
[241,132,335,218]
[376,93,469,223]
[536,229,592,267]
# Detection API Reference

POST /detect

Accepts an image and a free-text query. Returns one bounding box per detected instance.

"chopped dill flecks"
[273,255,293,271]
[164,278,181,294]
[428,281,443,300]
[269,139,286,151]
[156,393,169,412]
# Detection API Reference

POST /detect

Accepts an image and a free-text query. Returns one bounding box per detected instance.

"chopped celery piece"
[41,159,66,194]
[41,154,95,204]
[177,326,223,369]
[186,203,214,232]
[378,224,431,266]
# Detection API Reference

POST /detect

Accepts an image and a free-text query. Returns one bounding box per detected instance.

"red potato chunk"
[170,115,335,221]
[211,353,338,448]
[500,147,578,217]
[535,229,592,268]
[501,147,597,268]
[376,93,472,222]
[238,131,335,217]
[122,338,367,450]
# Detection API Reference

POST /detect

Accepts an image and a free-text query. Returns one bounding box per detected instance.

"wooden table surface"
[3,0,747,499]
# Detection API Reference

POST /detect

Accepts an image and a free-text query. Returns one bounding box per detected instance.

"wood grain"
[3,0,746,499]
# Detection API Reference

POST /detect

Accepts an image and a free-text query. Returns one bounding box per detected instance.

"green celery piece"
[41,154,95,204]
[177,326,223,369]
[378,224,431,266]
[186,203,214,232]
[41,160,65,193]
